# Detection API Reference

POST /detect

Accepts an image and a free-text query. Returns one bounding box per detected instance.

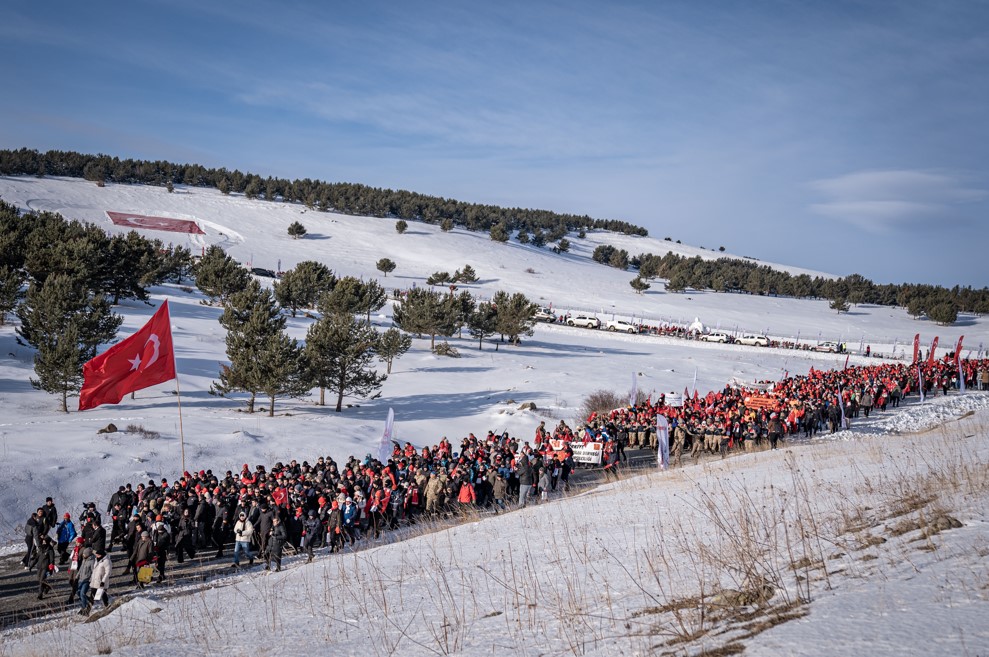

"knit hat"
[63,512,71,519]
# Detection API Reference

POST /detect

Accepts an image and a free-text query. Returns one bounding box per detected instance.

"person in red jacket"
[457,479,476,507]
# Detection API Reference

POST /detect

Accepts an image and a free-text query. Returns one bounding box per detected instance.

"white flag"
[378,408,395,463]
[656,415,670,470]
[917,366,925,403]
[630,371,637,407]
[691,367,698,396]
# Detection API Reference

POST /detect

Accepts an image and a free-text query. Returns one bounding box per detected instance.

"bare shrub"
[126,424,161,440]
[578,389,625,423]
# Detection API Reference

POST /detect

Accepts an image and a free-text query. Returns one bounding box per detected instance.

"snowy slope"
[1,175,988,655]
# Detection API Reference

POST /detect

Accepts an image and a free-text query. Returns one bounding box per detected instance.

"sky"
[1,0,987,288]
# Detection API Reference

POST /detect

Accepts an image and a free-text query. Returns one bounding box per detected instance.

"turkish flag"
[79,301,176,411]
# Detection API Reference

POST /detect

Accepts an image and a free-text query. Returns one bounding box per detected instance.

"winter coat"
[233,519,255,543]
[492,478,508,500]
[302,517,322,547]
[77,553,96,584]
[269,523,288,555]
[90,553,112,590]
[89,525,107,554]
[457,482,476,504]
[133,537,152,565]
[517,459,535,486]
[56,519,77,545]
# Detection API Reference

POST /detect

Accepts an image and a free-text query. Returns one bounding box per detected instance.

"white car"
[533,307,556,322]
[737,334,770,347]
[814,341,841,353]
[567,314,601,329]
[700,331,730,343]
[606,319,637,333]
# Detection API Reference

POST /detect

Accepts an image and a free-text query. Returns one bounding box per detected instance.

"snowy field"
[0,176,987,655]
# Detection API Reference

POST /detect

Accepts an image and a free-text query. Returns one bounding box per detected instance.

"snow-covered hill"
[1,175,988,655]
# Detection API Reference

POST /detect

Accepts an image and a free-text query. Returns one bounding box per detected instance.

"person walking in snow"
[55,512,77,565]
[266,515,287,572]
[88,548,112,611]
[232,511,255,568]
[35,536,56,600]
[75,547,95,615]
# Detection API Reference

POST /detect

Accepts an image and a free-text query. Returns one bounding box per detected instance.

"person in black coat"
[266,516,288,572]
[41,498,58,535]
[88,518,107,555]
[174,509,196,563]
[255,505,275,560]
[21,508,44,569]
[301,510,322,562]
[36,536,56,599]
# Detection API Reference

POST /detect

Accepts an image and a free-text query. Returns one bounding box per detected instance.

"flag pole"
[175,374,186,474]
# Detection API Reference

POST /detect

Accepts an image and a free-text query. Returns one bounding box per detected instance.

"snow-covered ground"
[0,176,987,655]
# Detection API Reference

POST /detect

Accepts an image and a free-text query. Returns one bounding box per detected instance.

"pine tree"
[105,231,158,304]
[467,300,498,349]
[211,280,302,414]
[531,230,546,248]
[376,258,396,277]
[440,218,454,232]
[304,311,386,411]
[256,330,309,416]
[629,277,650,294]
[395,220,408,234]
[318,276,387,324]
[0,265,21,325]
[274,260,335,317]
[287,221,307,239]
[376,327,412,374]
[489,223,509,242]
[392,287,460,349]
[195,245,251,305]
[16,274,122,412]
[557,238,570,253]
[829,296,850,314]
[493,290,538,345]
[457,264,478,283]
[927,303,958,325]
[516,230,530,245]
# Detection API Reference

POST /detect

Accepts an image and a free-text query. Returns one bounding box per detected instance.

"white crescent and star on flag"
[128,333,162,372]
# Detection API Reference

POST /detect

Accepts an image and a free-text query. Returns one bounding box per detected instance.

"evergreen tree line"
[593,247,987,324]
[201,249,540,415]
[0,147,648,238]
[0,201,193,410]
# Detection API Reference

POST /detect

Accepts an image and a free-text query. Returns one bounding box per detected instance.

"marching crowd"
[16,355,989,616]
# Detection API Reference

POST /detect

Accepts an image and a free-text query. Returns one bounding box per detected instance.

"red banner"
[955,335,964,364]
[927,336,939,365]
[912,333,920,364]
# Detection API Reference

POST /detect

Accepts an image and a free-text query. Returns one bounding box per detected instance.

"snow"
[1,175,988,655]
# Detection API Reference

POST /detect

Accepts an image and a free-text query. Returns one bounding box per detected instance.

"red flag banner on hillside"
[955,335,964,364]
[912,334,920,364]
[79,301,176,411]
[927,336,939,365]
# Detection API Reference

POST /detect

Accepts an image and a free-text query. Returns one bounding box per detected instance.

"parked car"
[737,334,770,347]
[606,319,637,333]
[700,331,731,343]
[567,314,601,329]
[534,307,556,322]
[814,341,842,353]
[250,267,278,278]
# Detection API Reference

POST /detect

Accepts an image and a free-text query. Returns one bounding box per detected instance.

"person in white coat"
[88,548,112,611]
[232,512,255,568]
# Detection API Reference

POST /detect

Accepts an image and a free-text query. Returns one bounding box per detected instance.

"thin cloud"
[809,170,986,232]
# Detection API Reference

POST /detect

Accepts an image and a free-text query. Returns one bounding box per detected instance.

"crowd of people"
[17,354,989,616]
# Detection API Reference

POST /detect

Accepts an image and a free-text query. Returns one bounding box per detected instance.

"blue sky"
[2,0,987,287]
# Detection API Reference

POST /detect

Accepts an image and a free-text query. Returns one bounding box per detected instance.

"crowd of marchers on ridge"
[17,355,989,617]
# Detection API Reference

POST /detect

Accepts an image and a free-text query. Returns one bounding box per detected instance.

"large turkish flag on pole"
[79,301,176,411]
